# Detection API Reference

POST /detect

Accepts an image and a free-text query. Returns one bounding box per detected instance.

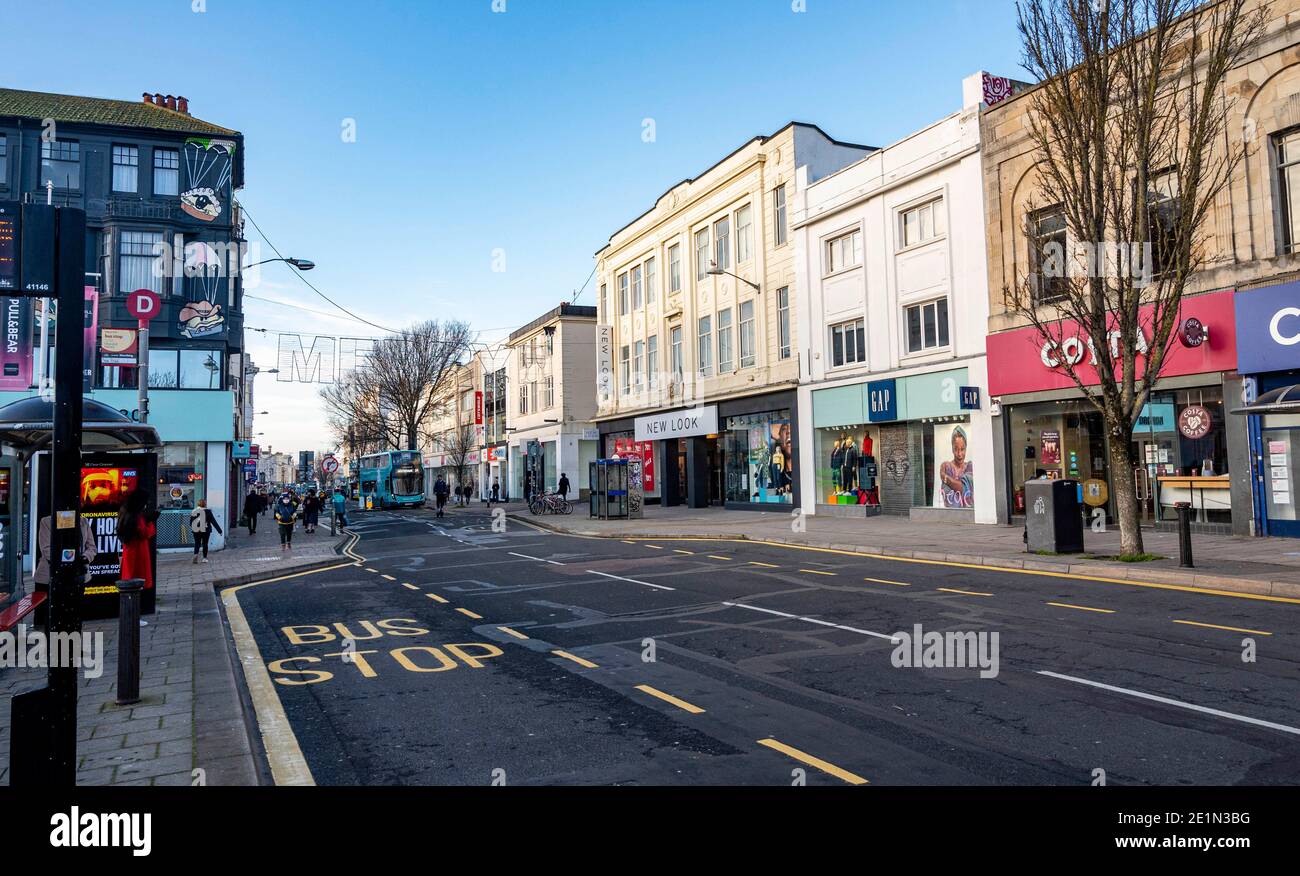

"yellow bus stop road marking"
[863,576,910,587]
[1172,619,1272,636]
[401,582,420,590]
[634,684,705,714]
[456,608,483,619]
[937,587,993,597]
[381,574,396,581]
[799,569,837,576]
[497,626,530,640]
[552,650,598,669]
[756,738,868,785]
[426,593,448,603]
[1046,601,1115,614]
[708,555,732,561]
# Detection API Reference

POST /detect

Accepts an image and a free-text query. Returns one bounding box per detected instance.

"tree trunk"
[1107,433,1145,557]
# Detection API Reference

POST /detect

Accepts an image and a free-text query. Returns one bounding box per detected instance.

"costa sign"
[1235,281,1300,373]
[988,290,1237,397]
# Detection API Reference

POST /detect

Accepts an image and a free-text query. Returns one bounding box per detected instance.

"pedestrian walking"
[490,478,500,504]
[434,476,449,517]
[302,489,321,533]
[243,490,261,535]
[524,471,534,506]
[118,487,158,590]
[332,487,349,528]
[558,472,570,501]
[274,490,298,551]
[189,499,223,563]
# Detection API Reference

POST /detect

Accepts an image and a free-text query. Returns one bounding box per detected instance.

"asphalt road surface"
[224,505,1300,786]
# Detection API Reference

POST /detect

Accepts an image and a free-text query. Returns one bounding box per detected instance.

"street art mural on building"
[181,138,236,223]
[179,241,226,338]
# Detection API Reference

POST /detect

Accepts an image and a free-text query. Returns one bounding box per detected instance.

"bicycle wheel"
[560,498,573,515]
[529,498,544,515]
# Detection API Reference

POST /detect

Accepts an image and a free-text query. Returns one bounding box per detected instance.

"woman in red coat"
[117,487,157,590]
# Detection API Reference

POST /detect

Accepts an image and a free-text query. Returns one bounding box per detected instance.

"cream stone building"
[981,0,1300,536]
[593,123,872,509]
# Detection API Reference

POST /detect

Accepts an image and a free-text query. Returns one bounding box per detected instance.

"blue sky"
[4,0,1025,452]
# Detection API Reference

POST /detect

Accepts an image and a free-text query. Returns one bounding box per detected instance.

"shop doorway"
[706,436,722,505]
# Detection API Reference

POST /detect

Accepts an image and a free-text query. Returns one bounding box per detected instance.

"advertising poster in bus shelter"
[35,452,158,619]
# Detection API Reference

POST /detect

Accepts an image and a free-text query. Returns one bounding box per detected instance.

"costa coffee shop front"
[987,289,1250,534]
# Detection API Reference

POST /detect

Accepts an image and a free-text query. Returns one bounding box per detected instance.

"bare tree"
[440,423,478,497]
[1009,0,1265,556]
[320,320,472,455]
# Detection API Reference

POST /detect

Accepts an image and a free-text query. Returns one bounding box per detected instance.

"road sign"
[322,455,339,474]
[125,288,161,322]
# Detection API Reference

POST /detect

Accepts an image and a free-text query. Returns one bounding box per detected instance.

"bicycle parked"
[529,492,573,515]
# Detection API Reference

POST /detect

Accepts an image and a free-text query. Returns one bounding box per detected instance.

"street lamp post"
[706,260,761,292]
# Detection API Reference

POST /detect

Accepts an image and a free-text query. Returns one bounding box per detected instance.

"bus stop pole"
[47,206,87,785]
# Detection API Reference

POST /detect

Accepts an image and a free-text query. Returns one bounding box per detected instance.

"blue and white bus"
[358,450,425,508]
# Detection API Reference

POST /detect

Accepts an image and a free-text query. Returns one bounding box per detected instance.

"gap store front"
[802,367,995,523]
[1234,280,1300,537]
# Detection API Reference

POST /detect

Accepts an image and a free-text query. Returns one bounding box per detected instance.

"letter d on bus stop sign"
[125,288,161,322]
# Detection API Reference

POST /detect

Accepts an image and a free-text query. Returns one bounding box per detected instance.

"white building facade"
[793,77,996,523]
[506,303,600,499]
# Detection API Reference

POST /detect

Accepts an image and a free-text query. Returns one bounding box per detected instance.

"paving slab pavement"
[0,524,351,786]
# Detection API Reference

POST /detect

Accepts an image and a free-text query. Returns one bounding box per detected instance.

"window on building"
[1146,168,1180,275]
[900,197,946,247]
[774,184,788,246]
[695,228,710,280]
[41,139,80,190]
[519,383,529,414]
[618,271,629,315]
[0,135,8,185]
[777,286,791,359]
[1030,205,1068,304]
[118,230,165,294]
[644,256,656,307]
[829,319,866,367]
[179,348,223,388]
[599,282,608,316]
[717,308,733,373]
[153,148,179,196]
[736,204,753,263]
[634,340,645,390]
[671,325,683,380]
[1277,129,1300,252]
[112,145,139,193]
[905,298,950,353]
[620,344,630,394]
[631,264,643,310]
[714,216,731,271]
[543,375,554,409]
[697,316,712,376]
[739,299,755,368]
[825,229,862,274]
[647,334,658,388]
[668,244,681,292]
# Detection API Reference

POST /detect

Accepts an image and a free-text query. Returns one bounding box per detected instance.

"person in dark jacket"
[189,499,223,563]
[273,491,298,551]
[302,490,321,533]
[558,473,570,500]
[243,491,261,535]
[433,476,449,517]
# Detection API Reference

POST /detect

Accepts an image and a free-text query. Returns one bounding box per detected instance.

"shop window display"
[815,425,880,507]
[724,411,793,504]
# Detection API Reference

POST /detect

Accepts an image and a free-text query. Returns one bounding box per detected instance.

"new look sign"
[1235,282,1300,374]
[634,405,719,442]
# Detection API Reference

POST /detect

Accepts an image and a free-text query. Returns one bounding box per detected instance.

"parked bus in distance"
[359,450,425,508]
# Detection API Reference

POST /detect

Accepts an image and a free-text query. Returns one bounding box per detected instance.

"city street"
[226,506,1300,786]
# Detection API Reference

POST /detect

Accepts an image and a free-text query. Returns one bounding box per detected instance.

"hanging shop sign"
[1177,404,1213,439]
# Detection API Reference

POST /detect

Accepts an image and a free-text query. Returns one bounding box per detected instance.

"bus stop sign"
[125,288,161,322]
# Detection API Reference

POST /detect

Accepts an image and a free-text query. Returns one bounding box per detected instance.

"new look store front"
[987,289,1247,533]
[599,390,798,511]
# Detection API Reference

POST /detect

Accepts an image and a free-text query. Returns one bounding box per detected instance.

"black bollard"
[1175,502,1194,568]
[115,578,145,705]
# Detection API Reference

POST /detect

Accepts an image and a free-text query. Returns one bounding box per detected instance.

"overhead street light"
[706,260,760,292]
[246,257,315,271]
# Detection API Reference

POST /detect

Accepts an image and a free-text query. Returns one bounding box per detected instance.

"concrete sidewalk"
[0,523,351,786]
[510,505,1300,600]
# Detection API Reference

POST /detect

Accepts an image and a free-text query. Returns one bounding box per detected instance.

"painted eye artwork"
[180,186,221,221]
[180,137,237,223]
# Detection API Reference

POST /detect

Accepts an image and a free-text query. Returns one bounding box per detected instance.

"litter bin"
[1024,479,1084,553]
